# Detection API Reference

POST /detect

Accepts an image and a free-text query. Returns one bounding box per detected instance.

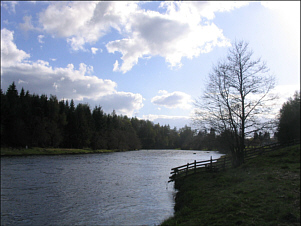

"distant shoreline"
[0,147,216,156]
[0,147,126,156]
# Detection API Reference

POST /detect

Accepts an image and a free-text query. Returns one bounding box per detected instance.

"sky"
[1,1,300,129]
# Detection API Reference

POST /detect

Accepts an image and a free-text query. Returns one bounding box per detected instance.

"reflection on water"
[1,150,223,225]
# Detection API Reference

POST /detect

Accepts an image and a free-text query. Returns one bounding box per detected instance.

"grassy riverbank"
[161,144,300,226]
[0,147,122,156]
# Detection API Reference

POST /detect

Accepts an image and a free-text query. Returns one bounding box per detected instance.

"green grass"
[0,147,118,156]
[161,144,300,226]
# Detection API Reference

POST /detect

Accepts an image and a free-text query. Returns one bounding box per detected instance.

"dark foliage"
[276,91,300,143]
[1,82,270,151]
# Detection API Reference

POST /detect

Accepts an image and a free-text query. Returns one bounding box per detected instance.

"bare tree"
[194,40,277,167]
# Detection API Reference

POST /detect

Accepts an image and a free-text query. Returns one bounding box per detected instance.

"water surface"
[1,150,223,225]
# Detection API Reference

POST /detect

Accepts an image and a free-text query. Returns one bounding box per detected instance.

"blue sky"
[1,1,300,129]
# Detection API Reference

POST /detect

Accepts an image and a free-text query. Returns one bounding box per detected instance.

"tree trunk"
[231,148,244,168]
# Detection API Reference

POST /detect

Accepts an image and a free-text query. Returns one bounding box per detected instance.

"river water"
[1,150,223,226]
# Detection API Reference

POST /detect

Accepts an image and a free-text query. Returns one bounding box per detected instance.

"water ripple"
[1,150,223,225]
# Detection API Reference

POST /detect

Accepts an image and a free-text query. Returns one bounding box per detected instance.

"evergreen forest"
[1,82,279,152]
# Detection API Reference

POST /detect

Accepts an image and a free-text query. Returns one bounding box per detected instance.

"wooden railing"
[169,139,300,182]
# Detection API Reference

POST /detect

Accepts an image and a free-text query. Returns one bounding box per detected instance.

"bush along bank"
[161,144,300,226]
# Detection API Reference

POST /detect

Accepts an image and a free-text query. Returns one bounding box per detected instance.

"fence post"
[186,163,189,176]
[174,168,178,180]
[194,160,196,174]
[210,156,212,171]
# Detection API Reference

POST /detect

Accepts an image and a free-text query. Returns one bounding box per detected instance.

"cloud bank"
[34,1,248,73]
[142,114,191,129]
[1,28,30,67]
[151,90,192,109]
[1,28,143,117]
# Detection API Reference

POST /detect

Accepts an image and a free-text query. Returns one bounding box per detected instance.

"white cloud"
[1,28,144,117]
[271,84,300,112]
[18,79,28,85]
[106,35,151,73]
[37,1,247,73]
[113,60,119,72]
[20,15,35,31]
[151,90,192,109]
[37,34,44,43]
[2,61,144,116]
[158,90,168,95]
[39,2,98,38]
[143,114,190,121]
[106,3,233,73]
[165,1,249,21]
[38,1,133,47]
[1,28,30,67]
[67,36,87,51]
[97,92,144,116]
[91,47,98,54]
[142,114,191,128]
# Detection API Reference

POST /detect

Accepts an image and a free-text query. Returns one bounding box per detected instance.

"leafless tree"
[193,40,277,167]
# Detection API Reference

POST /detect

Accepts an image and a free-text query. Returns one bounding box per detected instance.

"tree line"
[1,82,298,152]
[276,91,300,143]
[0,82,230,151]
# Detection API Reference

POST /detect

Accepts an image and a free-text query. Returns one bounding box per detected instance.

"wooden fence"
[168,139,300,182]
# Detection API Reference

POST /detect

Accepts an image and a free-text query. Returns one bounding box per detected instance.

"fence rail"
[169,139,300,182]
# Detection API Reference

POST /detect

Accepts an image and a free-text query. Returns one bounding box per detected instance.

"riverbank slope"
[161,144,300,225]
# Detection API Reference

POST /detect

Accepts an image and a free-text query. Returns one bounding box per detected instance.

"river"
[1,149,223,225]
